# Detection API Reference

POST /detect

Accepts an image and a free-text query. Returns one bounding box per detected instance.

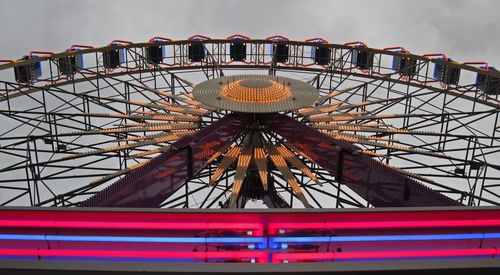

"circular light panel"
[193,75,319,113]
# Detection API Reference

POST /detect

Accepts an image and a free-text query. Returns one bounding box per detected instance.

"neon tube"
[268,219,500,234]
[269,233,500,248]
[272,248,499,263]
[0,234,267,248]
[0,248,268,263]
[0,220,264,236]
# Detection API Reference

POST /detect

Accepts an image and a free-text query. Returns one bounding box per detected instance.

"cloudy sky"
[0,0,499,67]
[0,0,498,207]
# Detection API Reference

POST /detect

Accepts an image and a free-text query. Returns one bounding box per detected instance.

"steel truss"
[0,38,498,208]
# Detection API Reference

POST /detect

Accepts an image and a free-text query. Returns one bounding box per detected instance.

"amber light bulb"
[221,79,291,103]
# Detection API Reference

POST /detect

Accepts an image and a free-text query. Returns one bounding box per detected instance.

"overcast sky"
[0,0,498,207]
[0,0,499,67]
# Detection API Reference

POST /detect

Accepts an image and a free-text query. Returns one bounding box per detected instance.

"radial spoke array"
[0,37,497,208]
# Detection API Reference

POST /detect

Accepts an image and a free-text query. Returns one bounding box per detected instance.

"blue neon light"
[0,234,267,248]
[269,233,500,248]
[3,232,500,251]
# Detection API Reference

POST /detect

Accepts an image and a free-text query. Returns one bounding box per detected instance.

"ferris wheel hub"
[193,75,319,113]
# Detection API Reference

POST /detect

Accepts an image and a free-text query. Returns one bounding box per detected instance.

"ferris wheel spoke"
[308,112,426,122]
[127,145,173,159]
[100,97,209,116]
[252,133,268,191]
[209,146,240,185]
[265,143,312,208]
[313,123,446,136]
[125,73,219,112]
[88,160,150,186]
[51,131,192,162]
[316,82,371,104]
[50,123,199,137]
[299,96,407,116]
[275,145,320,185]
[325,131,453,159]
[0,37,498,208]
[228,144,252,208]
[63,112,200,122]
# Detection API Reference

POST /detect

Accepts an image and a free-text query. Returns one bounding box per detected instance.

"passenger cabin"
[434,58,460,85]
[188,35,209,62]
[229,37,247,62]
[58,54,84,75]
[267,36,289,64]
[351,46,374,70]
[392,54,417,77]
[476,67,499,95]
[14,55,42,83]
[146,45,164,64]
[103,48,125,69]
[313,45,331,65]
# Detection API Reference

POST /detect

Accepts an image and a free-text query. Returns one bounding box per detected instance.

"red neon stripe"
[422,53,448,60]
[265,35,289,41]
[226,34,251,40]
[68,45,94,51]
[188,34,211,40]
[336,249,498,259]
[148,37,173,42]
[273,252,334,262]
[305,37,329,43]
[0,249,268,263]
[272,248,498,263]
[268,219,500,234]
[28,51,54,58]
[0,220,263,235]
[109,40,133,45]
[344,41,367,47]
[383,46,409,53]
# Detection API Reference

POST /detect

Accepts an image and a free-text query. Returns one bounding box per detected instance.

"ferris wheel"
[0,34,498,209]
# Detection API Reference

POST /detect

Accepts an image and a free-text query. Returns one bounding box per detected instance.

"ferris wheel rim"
[0,37,498,208]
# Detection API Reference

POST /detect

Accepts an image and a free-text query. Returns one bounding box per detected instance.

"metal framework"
[0,207,500,271]
[0,36,498,208]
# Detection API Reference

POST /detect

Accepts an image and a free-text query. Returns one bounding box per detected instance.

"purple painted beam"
[80,113,251,207]
[264,114,461,207]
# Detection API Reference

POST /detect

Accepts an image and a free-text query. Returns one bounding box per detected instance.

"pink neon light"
[109,40,133,45]
[148,37,173,42]
[272,248,499,263]
[188,34,211,40]
[28,51,54,58]
[422,53,448,60]
[383,46,409,53]
[0,249,268,263]
[344,41,367,47]
[305,37,329,44]
[463,62,490,70]
[226,34,251,40]
[0,220,264,236]
[265,35,289,41]
[267,219,500,234]
[68,45,94,52]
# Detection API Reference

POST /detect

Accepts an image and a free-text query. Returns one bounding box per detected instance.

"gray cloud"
[0,0,498,66]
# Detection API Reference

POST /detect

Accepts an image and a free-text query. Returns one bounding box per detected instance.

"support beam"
[79,113,250,207]
[264,114,461,207]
